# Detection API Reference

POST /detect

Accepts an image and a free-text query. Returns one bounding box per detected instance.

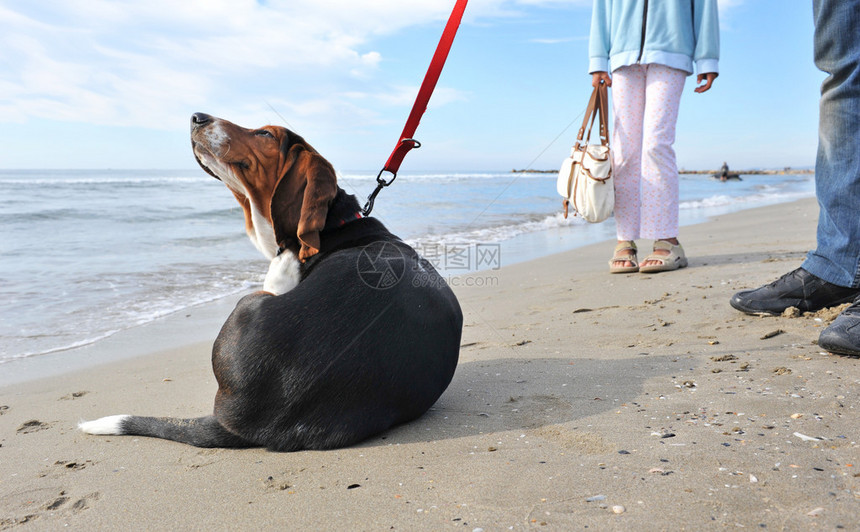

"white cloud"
[0,0,589,134]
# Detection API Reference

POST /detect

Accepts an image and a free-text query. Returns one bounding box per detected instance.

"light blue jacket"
[589,0,720,76]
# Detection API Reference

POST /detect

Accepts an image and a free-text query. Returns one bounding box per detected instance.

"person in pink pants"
[589,0,720,273]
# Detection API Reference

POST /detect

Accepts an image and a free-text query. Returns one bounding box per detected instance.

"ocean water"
[0,169,814,367]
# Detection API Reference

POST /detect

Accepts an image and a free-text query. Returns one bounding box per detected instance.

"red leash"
[362,0,469,215]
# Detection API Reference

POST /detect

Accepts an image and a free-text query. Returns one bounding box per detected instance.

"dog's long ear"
[295,150,337,261]
[271,143,337,262]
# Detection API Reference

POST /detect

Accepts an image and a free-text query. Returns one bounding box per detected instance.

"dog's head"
[190,113,337,262]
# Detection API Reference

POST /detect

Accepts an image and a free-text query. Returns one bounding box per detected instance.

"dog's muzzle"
[190,112,220,180]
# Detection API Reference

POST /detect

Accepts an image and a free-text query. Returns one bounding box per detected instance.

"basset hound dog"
[79,113,463,451]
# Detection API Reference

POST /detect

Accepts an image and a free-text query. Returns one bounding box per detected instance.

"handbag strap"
[574,86,599,149]
[596,83,609,146]
[575,83,610,150]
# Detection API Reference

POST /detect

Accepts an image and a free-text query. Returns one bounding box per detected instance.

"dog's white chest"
[263,250,301,295]
[248,204,279,260]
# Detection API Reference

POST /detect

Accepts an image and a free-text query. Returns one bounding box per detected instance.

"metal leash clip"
[361,138,421,216]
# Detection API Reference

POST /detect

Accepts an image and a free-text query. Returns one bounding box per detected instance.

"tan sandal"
[639,240,688,273]
[609,241,639,274]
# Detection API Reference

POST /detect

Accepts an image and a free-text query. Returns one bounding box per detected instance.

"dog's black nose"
[191,113,213,128]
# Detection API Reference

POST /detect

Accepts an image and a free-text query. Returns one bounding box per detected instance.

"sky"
[0,0,821,172]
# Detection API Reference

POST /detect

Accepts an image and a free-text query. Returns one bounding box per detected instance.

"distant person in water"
[730,0,860,357]
[719,162,729,181]
[589,0,720,274]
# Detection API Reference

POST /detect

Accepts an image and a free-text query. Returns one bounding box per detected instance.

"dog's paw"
[78,415,130,435]
[263,251,301,295]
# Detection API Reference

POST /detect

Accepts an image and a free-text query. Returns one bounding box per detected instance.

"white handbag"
[556,83,614,223]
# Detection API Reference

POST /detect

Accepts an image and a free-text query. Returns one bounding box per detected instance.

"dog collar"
[276,211,363,257]
[337,211,363,227]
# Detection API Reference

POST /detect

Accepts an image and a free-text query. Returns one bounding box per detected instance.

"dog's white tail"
[78,415,130,435]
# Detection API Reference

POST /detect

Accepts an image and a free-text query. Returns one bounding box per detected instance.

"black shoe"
[819,301,860,356]
[729,267,860,315]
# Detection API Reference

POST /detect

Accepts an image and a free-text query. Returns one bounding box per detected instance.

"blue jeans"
[801,0,860,287]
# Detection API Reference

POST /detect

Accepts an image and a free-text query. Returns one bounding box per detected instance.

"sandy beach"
[1,197,858,531]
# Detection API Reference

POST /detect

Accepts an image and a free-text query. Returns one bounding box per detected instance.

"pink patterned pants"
[611,64,686,241]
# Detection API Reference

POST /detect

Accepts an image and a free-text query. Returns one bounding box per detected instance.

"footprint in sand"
[16,420,51,434]
[0,487,99,527]
[70,492,100,513]
[41,491,100,513]
[45,496,70,510]
[0,405,9,415]
[54,460,93,471]
[0,515,39,528]
[59,391,89,401]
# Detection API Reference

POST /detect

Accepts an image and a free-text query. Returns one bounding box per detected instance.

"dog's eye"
[255,130,275,139]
